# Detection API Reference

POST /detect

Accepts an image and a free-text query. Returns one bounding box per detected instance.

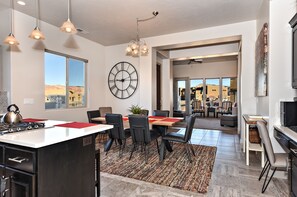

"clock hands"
[115,76,131,82]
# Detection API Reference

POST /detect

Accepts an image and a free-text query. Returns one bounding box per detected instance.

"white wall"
[170,43,239,58]
[173,60,237,79]
[104,44,142,115]
[0,7,11,101]
[256,0,270,116]
[2,11,106,122]
[161,59,173,113]
[269,0,297,152]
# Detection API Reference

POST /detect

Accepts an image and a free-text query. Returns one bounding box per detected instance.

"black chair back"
[152,110,169,135]
[87,110,100,123]
[128,115,151,144]
[184,114,196,142]
[153,110,169,117]
[105,114,125,140]
[140,109,149,116]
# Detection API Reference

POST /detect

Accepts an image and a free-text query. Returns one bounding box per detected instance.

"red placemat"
[161,118,181,122]
[149,119,157,123]
[55,122,98,129]
[148,116,166,120]
[22,118,48,122]
[122,117,129,121]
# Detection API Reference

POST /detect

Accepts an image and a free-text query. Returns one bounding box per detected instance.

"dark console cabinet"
[274,128,297,197]
[290,141,297,197]
[0,134,96,197]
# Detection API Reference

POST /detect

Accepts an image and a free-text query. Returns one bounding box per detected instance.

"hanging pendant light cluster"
[29,0,45,40]
[3,0,19,45]
[60,0,77,34]
[3,0,77,46]
[126,11,159,57]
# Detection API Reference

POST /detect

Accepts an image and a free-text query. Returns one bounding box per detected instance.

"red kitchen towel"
[22,118,48,122]
[161,118,181,122]
[55,122,98,129]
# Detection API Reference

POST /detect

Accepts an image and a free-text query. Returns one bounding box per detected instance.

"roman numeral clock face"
[108,62,138,99]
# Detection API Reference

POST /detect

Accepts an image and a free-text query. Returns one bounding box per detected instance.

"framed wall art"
[255,23,268,96]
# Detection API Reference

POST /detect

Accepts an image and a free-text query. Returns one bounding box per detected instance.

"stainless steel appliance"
[0,122,45,135]
[280,101,297,127]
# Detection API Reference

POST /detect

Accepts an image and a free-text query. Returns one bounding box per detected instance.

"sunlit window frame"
[44,49,88,110]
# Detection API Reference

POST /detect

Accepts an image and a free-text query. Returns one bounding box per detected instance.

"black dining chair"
[159,114,196,162]
[140,109,149,116]
[152,110,170,134]
[128,115,160,163]
[87,110,101,124]
[257,121,289,193]
[104,114,131,157]
[87,110,108,143]
[153,110,170,117]
[152,110,172,151]
[86,109,102,197]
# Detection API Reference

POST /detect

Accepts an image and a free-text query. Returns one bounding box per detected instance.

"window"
[44,50,87,109]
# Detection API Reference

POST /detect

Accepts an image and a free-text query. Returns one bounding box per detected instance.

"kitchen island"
[0,120,112,197]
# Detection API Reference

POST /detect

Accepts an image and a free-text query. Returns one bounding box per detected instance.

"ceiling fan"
[188,58,203,64]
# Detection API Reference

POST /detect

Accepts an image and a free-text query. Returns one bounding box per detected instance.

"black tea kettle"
[1,104,23,125]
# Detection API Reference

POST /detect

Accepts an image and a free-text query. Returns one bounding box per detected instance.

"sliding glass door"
[174,77,237,115]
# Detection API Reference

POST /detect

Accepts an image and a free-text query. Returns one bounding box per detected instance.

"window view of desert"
[45,85,85,109]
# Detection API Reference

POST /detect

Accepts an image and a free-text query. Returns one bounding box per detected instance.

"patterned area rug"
[100,141,217,193]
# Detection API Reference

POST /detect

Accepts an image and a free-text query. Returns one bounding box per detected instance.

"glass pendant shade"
[4,0,19,45]
[4,33,19,45]
[29,26,45,40]
[29,0,45,40]
[60,18,77,33]
[126,40,149,57]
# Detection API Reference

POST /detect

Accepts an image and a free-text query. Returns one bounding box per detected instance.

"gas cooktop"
[0,122,45,135]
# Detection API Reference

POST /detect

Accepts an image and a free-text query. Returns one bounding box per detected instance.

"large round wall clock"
[108,61,138,99]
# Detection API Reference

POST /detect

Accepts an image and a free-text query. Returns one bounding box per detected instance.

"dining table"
[92,115,183,152]
[91,115,183,127]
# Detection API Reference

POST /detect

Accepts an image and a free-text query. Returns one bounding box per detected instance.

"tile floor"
[100,128,289,197]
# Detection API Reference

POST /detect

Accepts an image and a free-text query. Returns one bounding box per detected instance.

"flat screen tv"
[290,13,297,88]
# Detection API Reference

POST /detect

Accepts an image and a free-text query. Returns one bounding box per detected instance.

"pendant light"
[3,0,19,45]
[126,11,158,57]
[60,0,77,34]
[29,0,45,40]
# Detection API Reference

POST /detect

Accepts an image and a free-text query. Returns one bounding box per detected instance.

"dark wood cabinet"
[0,134,96,197]
[290,141,297,197]
[274,128,297,197]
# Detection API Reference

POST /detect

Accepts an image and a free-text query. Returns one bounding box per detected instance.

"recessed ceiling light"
[17,1,26,6]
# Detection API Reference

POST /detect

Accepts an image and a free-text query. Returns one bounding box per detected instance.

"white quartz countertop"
[274,125,297,142]
[0,120,113,148]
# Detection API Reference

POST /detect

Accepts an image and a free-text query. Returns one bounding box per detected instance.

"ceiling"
[0,0,263,46]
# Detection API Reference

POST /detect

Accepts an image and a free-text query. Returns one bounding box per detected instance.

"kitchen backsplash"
[0,91,8,114]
